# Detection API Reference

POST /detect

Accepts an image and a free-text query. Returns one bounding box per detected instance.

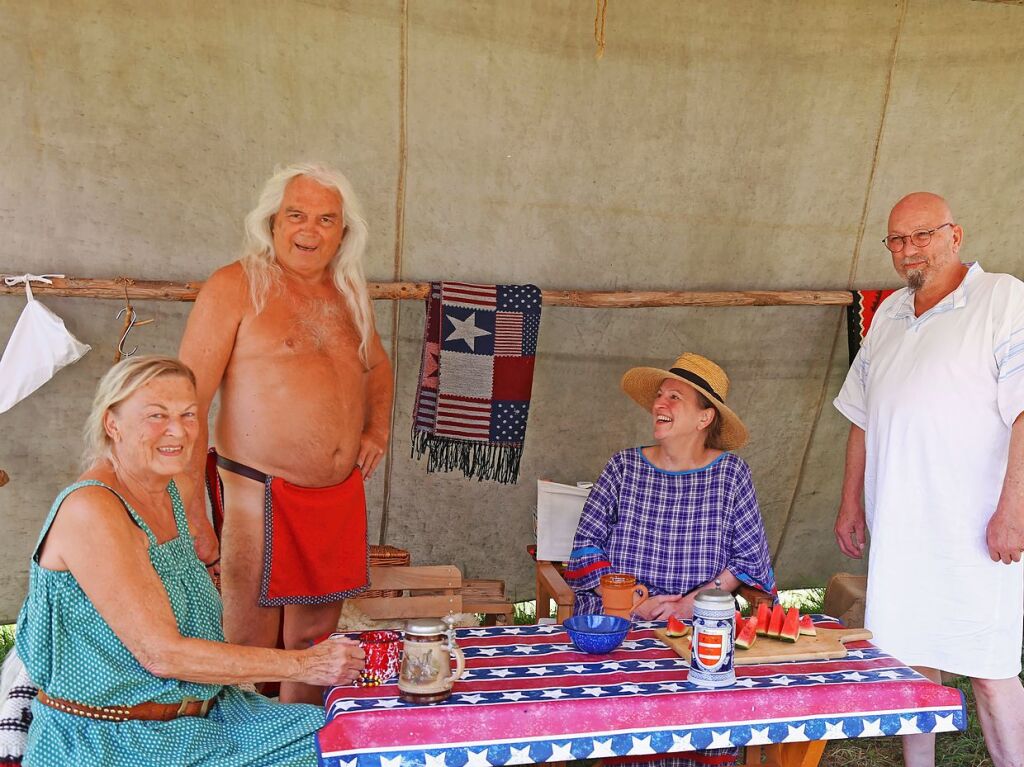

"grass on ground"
[0,625,13,664]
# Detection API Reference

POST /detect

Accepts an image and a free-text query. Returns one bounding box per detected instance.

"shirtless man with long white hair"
[180,162,393,704]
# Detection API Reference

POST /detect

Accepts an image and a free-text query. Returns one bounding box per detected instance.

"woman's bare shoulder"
[52,479,132,530]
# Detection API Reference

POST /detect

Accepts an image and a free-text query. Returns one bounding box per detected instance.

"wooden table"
[318,617,965,767]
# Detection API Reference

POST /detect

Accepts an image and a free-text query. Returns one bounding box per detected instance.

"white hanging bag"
[0,275,91,414]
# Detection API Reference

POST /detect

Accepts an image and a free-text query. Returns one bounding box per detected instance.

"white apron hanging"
[0,275,91,414]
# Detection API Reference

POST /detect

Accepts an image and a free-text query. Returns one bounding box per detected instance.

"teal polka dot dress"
[15,480,324,767]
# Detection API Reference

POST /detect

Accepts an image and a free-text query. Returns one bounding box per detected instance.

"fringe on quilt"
[411,432,524,485]
[0,649,33,765]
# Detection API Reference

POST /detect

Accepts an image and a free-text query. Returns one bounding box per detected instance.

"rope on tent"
[594,0,608,59]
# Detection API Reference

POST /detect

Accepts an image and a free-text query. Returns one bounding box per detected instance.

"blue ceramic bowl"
[564,614,630,654]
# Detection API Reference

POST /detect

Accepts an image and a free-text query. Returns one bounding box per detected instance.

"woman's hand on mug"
[299,636,365,687]
[633,594,683,620]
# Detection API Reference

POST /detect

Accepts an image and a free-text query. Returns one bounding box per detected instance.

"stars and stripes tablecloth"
[318,618,965,767]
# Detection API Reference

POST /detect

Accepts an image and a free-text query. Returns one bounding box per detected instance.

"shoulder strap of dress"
[166,479,191,539]
[32,480,157,562]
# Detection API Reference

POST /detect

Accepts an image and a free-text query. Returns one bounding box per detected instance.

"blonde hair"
[82,356,196,468]
[240,162,375,366]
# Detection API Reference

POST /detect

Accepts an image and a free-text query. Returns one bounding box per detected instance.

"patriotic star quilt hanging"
[412,282,542,484]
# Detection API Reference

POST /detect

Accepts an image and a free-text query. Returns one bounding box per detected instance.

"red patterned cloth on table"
[411,282,542,484]
[847,290,897,365]
[318,617,966,767]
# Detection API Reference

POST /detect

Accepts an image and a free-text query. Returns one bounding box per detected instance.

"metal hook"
[113,285,154,362]
[116,306,141,359]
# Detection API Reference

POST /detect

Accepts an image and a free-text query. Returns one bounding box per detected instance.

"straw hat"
[620,352,748,450]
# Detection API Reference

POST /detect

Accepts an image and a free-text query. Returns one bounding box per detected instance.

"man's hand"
[986,510,1024,564]
[356,431,388,480]
[632,595,684,621]
[190,516,221,571]
[834,499,866,559]
[989,414,1024,564]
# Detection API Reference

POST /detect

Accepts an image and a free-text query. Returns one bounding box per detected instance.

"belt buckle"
[176,695,201,717]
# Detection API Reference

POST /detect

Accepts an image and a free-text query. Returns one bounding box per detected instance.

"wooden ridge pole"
[0,275,854,308]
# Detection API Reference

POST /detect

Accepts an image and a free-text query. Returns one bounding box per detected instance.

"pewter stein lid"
[405,617,447,636]
[695,579,732,606]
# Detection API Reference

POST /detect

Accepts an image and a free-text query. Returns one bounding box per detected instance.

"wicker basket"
[353,545,411,599]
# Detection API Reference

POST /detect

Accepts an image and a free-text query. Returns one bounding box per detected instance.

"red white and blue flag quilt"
[412,282,542,484]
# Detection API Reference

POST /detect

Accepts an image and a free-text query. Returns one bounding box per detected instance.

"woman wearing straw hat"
[565,353,775,621]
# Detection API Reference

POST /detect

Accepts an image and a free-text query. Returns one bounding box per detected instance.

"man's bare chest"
[239,294,361,357]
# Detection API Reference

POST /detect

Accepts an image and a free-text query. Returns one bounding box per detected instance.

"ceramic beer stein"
[600,573,649,619]
[688,580,736,688]
[398,615,466,704]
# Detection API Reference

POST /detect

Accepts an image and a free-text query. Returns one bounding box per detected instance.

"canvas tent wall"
[1,0,1023,621]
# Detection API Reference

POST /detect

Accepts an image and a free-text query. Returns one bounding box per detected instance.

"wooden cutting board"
[654,625,872,665]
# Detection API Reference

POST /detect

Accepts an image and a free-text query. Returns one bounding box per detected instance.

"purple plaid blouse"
[567,448,775,615]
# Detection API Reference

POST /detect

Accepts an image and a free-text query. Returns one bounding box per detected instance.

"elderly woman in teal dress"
[15,355,364,767]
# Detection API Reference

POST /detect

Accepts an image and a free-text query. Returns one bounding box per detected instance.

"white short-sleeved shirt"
[835,262,1024,678]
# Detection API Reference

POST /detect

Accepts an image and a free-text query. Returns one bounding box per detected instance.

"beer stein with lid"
[398,615,466,704]
[688,580,736,688]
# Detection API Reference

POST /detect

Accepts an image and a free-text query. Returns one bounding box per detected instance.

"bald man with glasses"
[833,192,1024,767]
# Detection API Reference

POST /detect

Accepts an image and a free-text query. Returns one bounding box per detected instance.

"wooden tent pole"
[0,275,854,308]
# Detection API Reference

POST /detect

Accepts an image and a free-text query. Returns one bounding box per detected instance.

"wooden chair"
[355,565,463,620]
[536,561,575,624]
[356,566,515,625]
[461,578,516,625]
[534,479,591,624]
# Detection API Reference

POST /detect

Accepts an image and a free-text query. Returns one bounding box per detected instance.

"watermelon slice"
[666,615,689,638]
[767,603,785,638]
[734,610,743,629]
[755,602,770,636]
[779,607,801,643]
[736,615,758,649]
[799,614,817,637]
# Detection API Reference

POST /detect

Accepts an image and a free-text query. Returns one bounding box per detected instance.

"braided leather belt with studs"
[37,690,214,722]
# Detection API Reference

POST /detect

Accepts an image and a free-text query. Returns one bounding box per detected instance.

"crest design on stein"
[693,627,727,671]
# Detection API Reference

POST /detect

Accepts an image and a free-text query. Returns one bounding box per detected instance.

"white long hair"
[241,162,375,366]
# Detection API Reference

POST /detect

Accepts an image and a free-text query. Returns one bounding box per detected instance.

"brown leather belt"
[37,690,214,722]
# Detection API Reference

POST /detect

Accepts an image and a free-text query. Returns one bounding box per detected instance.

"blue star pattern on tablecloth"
[321,619,967,767]
[320,709,966,767]
[326,656,923,717]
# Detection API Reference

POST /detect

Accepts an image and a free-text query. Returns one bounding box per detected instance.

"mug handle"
[447,642,466,687]
[629,584,650,616]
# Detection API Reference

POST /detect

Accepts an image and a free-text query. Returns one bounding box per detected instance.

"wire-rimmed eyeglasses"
[882,222,955,253]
